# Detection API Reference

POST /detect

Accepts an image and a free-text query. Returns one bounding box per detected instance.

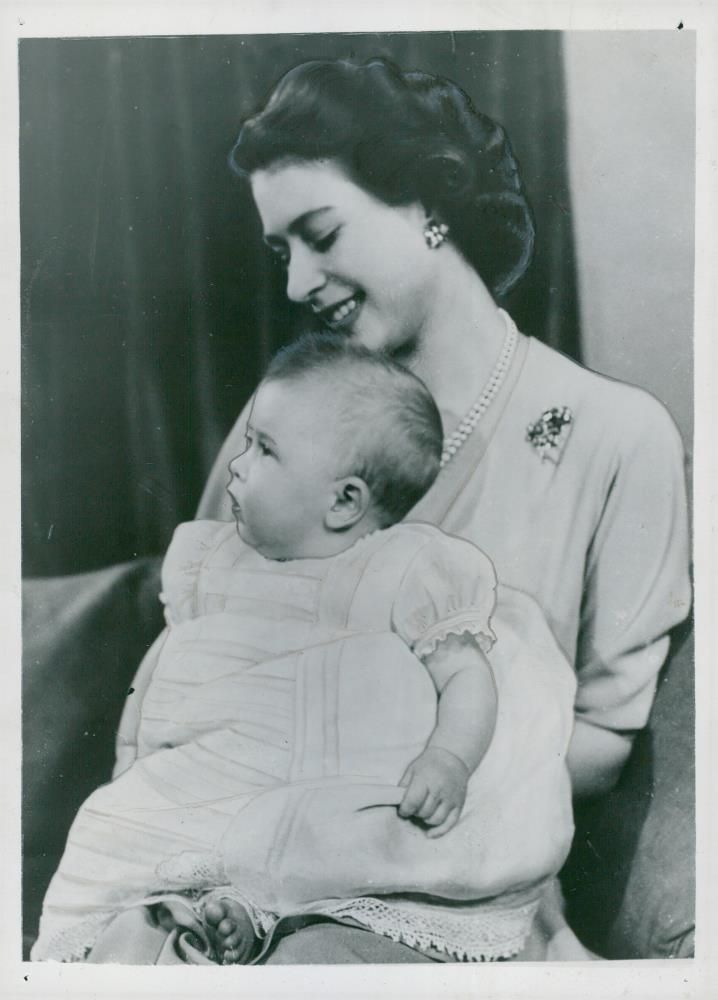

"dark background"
[20,31,579,577]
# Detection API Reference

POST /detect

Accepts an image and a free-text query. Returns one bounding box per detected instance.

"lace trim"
[155,848,225,886]
[30,911,117,963]
[31,893,538,965]
[310,895,539,962]
[414,614,497,660]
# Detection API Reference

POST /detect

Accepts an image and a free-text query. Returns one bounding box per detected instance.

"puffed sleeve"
[391,529,498,659]
[575,396,691,732]
[159,519,229,625]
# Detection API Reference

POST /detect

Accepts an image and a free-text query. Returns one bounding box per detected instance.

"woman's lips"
[318,294,362,331]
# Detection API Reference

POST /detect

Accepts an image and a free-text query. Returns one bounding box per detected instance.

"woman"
[192,57,692,963]
[90,56,691,964]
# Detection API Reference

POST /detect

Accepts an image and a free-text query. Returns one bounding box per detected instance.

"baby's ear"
[325,476,372,531]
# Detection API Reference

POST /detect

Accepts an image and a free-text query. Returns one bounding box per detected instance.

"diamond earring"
[423,221,449,249]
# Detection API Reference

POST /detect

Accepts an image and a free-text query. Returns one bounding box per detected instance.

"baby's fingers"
[426,806,461,839]
[423,797,452,828]
[398,764,415,788]
[398,778,428,818]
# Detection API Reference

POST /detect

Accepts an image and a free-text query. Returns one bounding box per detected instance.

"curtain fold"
[21,32,580,575]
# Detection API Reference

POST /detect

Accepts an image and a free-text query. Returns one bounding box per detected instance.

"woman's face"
[250,159,441,354]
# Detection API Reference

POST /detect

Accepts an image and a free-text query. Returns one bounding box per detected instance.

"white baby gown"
[32,520,576,963]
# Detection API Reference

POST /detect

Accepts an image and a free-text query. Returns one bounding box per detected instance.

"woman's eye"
[312,229,338,253]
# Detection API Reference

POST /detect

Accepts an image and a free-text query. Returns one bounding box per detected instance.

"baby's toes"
[217,917,236,939]
[221,939,254,965]
[220,929,240,950]
[221,901,258,963]
[204,900,228,928]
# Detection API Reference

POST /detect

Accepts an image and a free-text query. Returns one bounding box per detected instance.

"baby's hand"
[398,747,469,838]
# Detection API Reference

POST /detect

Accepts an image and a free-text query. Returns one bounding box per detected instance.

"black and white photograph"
[3,2,716,997]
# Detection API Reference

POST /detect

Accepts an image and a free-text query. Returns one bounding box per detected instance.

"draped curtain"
[21,32,580,576]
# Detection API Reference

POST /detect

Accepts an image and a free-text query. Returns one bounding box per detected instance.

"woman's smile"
[314,293,363,332]
[250,160,438,354]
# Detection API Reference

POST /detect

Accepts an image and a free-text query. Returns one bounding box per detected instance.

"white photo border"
[2,2,716,997]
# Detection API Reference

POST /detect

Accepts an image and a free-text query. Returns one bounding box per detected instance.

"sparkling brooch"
[526,406,573,464]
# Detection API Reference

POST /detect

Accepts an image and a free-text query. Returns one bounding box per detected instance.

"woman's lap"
[264,923,437,964]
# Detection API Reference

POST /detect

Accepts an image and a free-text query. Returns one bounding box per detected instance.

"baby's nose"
[228,451,247,481]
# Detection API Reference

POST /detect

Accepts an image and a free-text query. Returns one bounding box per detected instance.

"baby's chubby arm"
[399,632,497,837]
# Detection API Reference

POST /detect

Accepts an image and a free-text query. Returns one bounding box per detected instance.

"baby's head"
[227,333,443,560]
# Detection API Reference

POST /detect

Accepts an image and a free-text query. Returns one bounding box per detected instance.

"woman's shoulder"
[522,337,683,451]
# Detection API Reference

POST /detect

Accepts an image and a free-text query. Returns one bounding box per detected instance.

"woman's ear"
[325,477,373,531]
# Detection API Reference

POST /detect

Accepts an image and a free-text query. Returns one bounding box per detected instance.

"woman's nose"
[286,246,326,303]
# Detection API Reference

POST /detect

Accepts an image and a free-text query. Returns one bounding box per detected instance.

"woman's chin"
[320,307,412,357]
[335,318,381,351]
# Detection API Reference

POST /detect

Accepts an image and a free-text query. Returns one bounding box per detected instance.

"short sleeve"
[391,529,498,659]
[159,520,229,625]
[575,397,691,732]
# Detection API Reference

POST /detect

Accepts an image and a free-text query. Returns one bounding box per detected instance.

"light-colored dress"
[32,520,576,963]
[191,313,691,964]
[409,322,692,734]
[202,311,692,734]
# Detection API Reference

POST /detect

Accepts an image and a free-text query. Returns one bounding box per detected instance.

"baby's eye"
[259,441,274,457]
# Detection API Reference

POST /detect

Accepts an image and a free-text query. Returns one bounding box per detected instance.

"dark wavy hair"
[230,57,535,297]
[264,332,443,525]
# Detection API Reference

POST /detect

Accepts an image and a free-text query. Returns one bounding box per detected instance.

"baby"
[32,335,575,965]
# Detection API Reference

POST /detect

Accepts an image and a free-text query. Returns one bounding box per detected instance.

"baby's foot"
[204,897,258,964]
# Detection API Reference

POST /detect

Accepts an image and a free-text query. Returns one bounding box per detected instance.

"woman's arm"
[567,719,635,800]
[571,396,691,798]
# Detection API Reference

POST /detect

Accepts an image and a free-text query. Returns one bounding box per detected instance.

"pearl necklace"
[440,312,518,468]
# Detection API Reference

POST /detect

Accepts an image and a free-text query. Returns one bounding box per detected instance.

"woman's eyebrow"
[263,207,333,242]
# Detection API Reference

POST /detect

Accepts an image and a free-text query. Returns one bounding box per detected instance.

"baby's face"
[226,378,346,559]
